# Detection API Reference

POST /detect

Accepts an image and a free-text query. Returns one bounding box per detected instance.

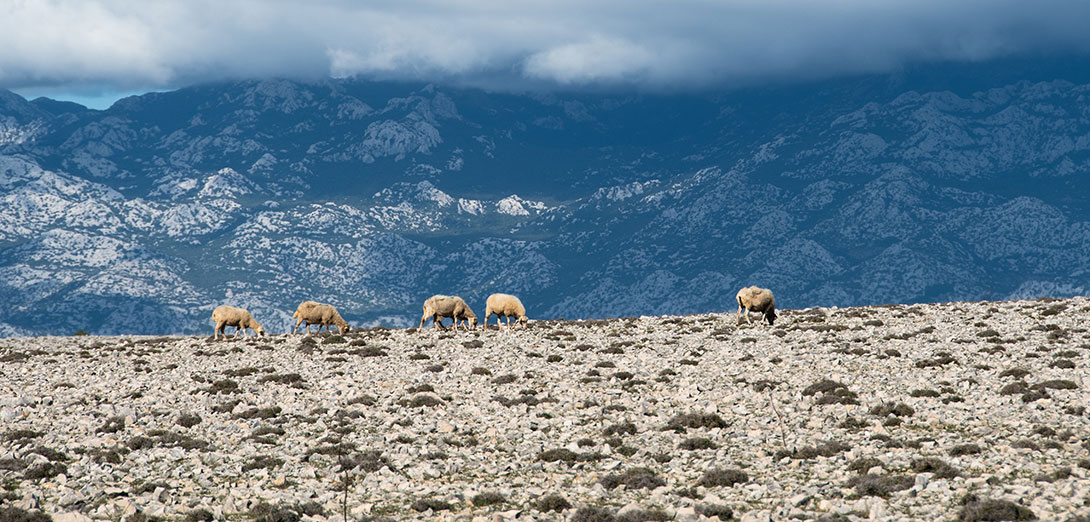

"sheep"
[420,295,478,330]
[736,286,777,325]
[484,293,528,330]
[212,305,266,340]
[291,300,350,335]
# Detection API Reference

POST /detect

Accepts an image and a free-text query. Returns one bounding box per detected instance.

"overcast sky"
[5,0,1090,108]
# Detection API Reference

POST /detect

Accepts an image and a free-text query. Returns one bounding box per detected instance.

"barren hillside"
[2,297,1089,521]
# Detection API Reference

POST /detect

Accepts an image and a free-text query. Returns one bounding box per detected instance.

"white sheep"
[420,295,478,330]
[484,293,528,330]
[211,305,266,340]
[736,286,777,325]
[292,300,350,335]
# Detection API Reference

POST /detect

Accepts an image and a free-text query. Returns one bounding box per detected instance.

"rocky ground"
[2,298,1089,522]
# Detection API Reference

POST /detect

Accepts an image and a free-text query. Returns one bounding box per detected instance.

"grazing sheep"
[420,295,478,330]
[212,305,266,340]
[291,300,350,335]
[484,293,528,330]
[736,286,777,325]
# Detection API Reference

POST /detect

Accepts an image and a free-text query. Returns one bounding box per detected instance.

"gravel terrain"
[2,298,1090,522]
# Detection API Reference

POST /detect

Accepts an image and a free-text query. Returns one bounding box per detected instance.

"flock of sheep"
[210,287,776,339]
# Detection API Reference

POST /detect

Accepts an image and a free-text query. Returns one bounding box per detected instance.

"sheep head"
[250,319,266,336]
[765,310,777,325]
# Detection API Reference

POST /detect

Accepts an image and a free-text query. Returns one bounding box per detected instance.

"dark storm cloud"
[3,0,1090,96]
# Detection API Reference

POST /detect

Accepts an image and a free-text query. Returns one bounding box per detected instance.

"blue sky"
[5,0,1090,109]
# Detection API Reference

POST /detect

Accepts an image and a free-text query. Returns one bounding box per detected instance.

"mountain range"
[1,57,1088,335]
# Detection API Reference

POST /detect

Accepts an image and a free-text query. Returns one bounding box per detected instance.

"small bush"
[176,413,202,428]
[242,455,284,472]
[949,444,983,456]
[870,402,915,417]
[207,379,240,394]
[4,429,43,442]
[235,406,282,420]
[1022,390,1049,402]
[957,494,1036,522]
[27,447,66,463]
[347,394,376,406]
[697,467,748,487]
[912,457,959,479]
[839,417,869,430]
[471,491,505,507]
[696,504,734,520]
[534,494,572,512]
[999,367,1031,379]
[323,335,346,344]
[248,502,321,522]
[617,509,670,522]
[846,473,914,498]
[847,457,884,474]
[570,507,616,522]
[97,416,126,434]
[407,394,443,408]
[185,509,214,522]
[803,379,848,396]
[258,373,304,385]
[547,354,563,362]
[603,422,637,436]
[916,355,957,368]
[1011,439,1040,451]
[351,347,387,357]
[491,373,517,384]
[600,467,665,490]
[664,412,728,431]
[651,452,673,463]
[776,440,851,460]
[212,399,241,413]
[537,448,578,463]
[999,382,1028,395]
[1035,379,1078,390]
[410,499,452,512]
[24,462,67,480]
[808,380,860,405]
[680,437,719,450]
[0,507,52,522]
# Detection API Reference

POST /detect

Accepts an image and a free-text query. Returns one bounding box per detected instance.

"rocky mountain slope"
[1,59,1089,335]
[1,298,1088,521]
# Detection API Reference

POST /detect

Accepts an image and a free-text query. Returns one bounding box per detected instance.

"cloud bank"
[4,0,1090,98]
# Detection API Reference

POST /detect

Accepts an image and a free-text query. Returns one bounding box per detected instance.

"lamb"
[291,300,350,335]
[420,295,478,330]
[211,305,266,340]
[484,293,528,330]
[736,286,777,325]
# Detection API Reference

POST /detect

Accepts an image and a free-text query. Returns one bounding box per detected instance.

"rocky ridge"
[2,297,1089,521]
[2,65,1090,335]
